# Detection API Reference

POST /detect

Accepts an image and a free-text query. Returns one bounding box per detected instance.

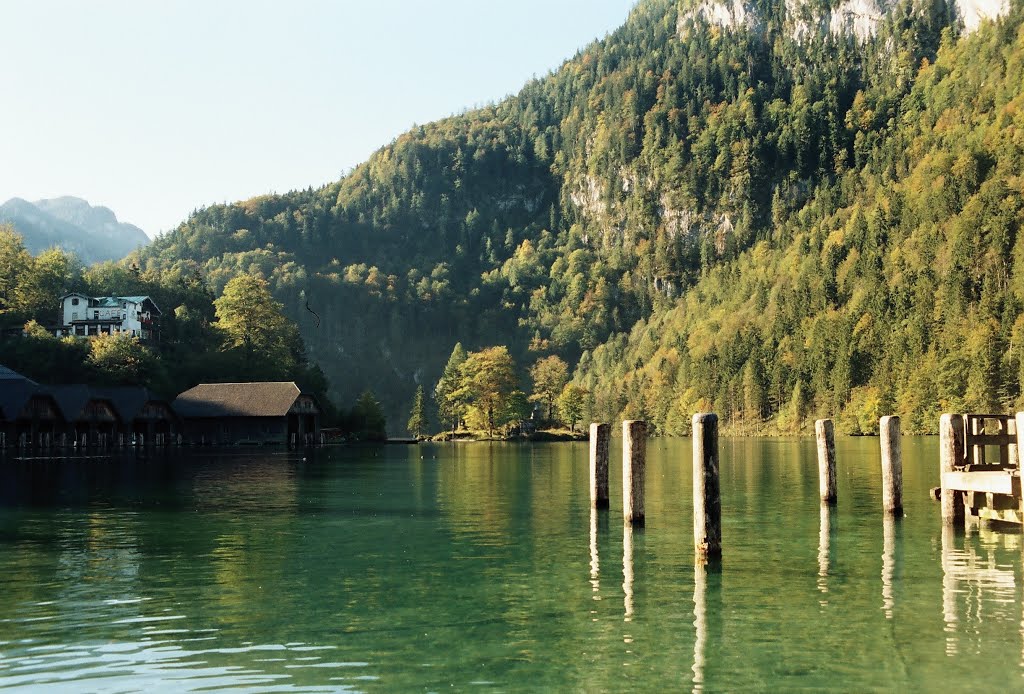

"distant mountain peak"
[0,196,149,264]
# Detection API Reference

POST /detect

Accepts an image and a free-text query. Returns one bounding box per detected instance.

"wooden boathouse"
[0,366,63,447]
[173,382,320,446]
[93,386,178,446]
[48,385,121,448]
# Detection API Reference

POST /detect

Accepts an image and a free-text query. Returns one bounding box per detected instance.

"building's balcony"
[68,318,126,326]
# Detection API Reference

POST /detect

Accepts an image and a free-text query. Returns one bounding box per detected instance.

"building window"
[93,311,99,319]
[71,297,79,306]
[122,313,127,320]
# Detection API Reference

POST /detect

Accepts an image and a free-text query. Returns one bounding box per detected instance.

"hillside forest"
[0,227,401,438]
[10,0,1024,436]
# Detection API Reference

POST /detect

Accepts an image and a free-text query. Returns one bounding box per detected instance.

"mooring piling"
[880,415,903,516]
[622,420,646,526]
[939,414,965,525]
[693,412,721,560]
[590,422,610,510]
[815,418,837,505]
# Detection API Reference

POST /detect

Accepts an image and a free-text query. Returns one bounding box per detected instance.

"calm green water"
[0,438,1021,691]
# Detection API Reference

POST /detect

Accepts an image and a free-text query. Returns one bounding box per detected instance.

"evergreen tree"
[350,390,387,441]
[407,384,427,438]
[435,342,468,434]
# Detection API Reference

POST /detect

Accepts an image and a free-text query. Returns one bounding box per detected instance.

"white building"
[57,294,161,341]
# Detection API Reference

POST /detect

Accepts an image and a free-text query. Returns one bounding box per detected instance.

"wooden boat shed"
[0,366,63,447]
[93,386,178,446]
[173,382,320,446]
[47,385,120,448]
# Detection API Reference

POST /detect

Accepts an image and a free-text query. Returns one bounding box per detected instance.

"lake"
[0,437,1021,691]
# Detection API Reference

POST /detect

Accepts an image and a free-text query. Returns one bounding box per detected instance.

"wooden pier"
[940,413,1022,525]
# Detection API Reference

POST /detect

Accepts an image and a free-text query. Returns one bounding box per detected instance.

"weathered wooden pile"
[590,411,1024,564]
[589,414,723,562]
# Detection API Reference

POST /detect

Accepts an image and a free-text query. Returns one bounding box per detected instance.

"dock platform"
[941,414,1022,525]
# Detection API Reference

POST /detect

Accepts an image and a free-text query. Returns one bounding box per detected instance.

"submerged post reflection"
[941,523,959,656]
[940,523,1020,659]
[818,504,834,598]
[623,523,634,623]
[590,508,600,598]
[881,515,900,619]
[692,559,721,693]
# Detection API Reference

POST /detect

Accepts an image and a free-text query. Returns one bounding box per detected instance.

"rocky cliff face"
[678,0,1009,41]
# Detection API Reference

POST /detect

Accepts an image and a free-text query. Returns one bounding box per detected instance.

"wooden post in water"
[880,415,903,516]
[590,423,610,509]
[1015,412,1024,467]
[815,419,837,505]
[693,413,721,559]
[940,414,965,525]
[622,420,646,526]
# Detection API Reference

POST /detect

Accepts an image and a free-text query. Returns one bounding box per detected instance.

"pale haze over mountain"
[0,196,149,264]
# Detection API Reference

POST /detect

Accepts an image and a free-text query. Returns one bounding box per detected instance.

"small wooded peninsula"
[9,0,1024,437]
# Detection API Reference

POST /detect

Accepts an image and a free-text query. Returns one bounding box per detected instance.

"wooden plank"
[976,506,1024,525]
[965,414,1015,423]
[964,434,1017,446]
[942,470,1019,496]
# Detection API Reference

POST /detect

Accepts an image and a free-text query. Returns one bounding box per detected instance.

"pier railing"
[961,414,1017,469]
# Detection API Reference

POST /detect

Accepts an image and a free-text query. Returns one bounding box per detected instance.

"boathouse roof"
[172,382,310,418]
[0,380,43,422]
[92,386,174,422]
[0,364,57,422]
[47,385,119,423]
[0,364,34,382]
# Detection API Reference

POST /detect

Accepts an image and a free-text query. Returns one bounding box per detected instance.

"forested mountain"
[0,196,148,264]
[133,0,1020,433]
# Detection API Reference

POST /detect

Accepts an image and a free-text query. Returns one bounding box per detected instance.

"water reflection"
[589,508,600,599]
[881,516,901,619]
[692,561,721,693]
[623,524,634,624]
[817,505,834,599]
[941,524,1019,658]
[7,440,1024,690]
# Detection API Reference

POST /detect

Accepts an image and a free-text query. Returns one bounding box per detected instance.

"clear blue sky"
[1,0,636,237]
